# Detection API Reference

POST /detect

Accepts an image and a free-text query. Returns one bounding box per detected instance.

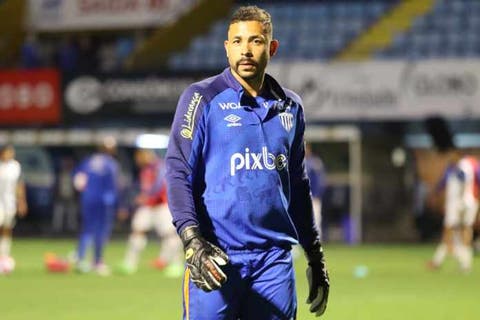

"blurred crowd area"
[7,0,480,72]
[17,31,150,73]
[2,0,480,242]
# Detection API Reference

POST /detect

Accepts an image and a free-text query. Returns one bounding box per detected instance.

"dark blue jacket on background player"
[76,153,120,208]
[166,67,318,252]
[73,150,121,274]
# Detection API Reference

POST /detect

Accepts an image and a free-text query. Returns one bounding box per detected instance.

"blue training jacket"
[166,68,319,250]
[75,153,120,207]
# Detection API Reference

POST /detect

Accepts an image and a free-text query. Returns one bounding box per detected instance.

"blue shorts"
[183,246,297,320]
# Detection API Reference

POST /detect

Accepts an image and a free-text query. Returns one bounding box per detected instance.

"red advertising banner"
[0,69,61,125]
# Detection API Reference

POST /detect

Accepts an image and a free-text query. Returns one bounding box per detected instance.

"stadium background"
[1,0,480,319]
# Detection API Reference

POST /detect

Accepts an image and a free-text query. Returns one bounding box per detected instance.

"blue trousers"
[183,247,297,320]
[77,200,115,264]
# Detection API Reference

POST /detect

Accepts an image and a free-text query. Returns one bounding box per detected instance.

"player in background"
[305,142,327,237]
[0,145,27,271]
[166,6,329,319]
[73,137,125,276]
[428,150,480,272]
[473,213,480,254]
[51,156,78,234]
[118,148,183,276]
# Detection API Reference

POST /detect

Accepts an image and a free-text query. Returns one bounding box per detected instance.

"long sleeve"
[288,104,320,249]
[165,85,207,235]
[435,164,454,193]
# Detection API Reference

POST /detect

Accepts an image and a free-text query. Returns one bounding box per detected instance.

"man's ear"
[224,40,229,58]
[270,39,279,57]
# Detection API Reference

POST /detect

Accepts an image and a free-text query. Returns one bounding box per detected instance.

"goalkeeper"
[165,5,329,319]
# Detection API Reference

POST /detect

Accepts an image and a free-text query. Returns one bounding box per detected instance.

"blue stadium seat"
[168,0,480,69]
[378,0,480,59]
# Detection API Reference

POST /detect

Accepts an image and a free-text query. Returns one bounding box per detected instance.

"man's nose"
[241,43,253,57]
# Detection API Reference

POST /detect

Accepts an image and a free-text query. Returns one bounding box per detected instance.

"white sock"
[432,244,447,266]
[0,236,12,257]
[456,244,473,271]
[124,234,147,268]
[158,234,183,265]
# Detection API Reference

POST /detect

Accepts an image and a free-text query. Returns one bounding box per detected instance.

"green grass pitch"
[1,239,479,319]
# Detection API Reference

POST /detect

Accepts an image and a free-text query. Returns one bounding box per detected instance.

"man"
[428,150,480,272]
[119,148,182,276]
[166,6,329,319]
[73,137,124,276]
[473,217,480,254]
[0,145,27,272]
[51,156,78,233]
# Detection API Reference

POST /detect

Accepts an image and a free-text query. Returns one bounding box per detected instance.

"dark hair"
[230,5,273,38]
[0,144,13,153]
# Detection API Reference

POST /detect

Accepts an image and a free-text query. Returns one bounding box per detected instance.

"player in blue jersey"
[166,5,329,319]
[73,137,124,276]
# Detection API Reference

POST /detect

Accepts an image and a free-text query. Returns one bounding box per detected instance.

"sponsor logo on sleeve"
[180,92,202,140]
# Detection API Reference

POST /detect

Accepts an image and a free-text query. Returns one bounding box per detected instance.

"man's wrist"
[304,239,324,264]
[180,225,201,246]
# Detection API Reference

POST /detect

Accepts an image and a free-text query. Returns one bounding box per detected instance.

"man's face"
[224,21,278,82]
[135,149,155,167]
[135,150,148,167]
[0,146,14,161]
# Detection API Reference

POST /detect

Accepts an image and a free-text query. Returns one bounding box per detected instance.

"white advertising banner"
[268,60,480,120]
[400,60,480,118]
[28,0,198,31]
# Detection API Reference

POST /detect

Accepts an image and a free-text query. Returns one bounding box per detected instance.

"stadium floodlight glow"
[391,147,406,167]
[135,134,169,149]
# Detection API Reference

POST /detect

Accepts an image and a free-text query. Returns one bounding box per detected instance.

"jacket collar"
[222,67,287,101]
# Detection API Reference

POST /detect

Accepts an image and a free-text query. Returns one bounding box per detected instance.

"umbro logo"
[224,114,242,127]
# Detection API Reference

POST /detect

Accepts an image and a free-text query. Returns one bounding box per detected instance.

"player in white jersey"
[0,145,28,268]
[118,149,182,276]
[428,150,480,272]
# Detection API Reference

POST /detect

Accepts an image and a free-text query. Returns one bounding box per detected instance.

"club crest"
[279,112,294,132]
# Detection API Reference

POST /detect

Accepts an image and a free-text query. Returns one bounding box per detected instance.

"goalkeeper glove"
[180,225,229,292]
[305,240,330,317]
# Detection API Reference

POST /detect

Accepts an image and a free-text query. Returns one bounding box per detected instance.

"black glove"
[180,225,229,292]
[305,240,330,317]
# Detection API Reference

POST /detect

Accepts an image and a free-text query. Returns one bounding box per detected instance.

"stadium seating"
[168,1,397,70]
[19,0,480,70]
[376,0,480,59]
[168,0,480,69]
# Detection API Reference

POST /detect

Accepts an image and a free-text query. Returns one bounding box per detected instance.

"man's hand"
[305,240,330,317]
[17,199,28,217]
[180,225,229,292]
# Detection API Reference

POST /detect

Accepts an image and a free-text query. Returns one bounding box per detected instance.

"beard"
[233,60,258,80]
[232,57,266,81]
